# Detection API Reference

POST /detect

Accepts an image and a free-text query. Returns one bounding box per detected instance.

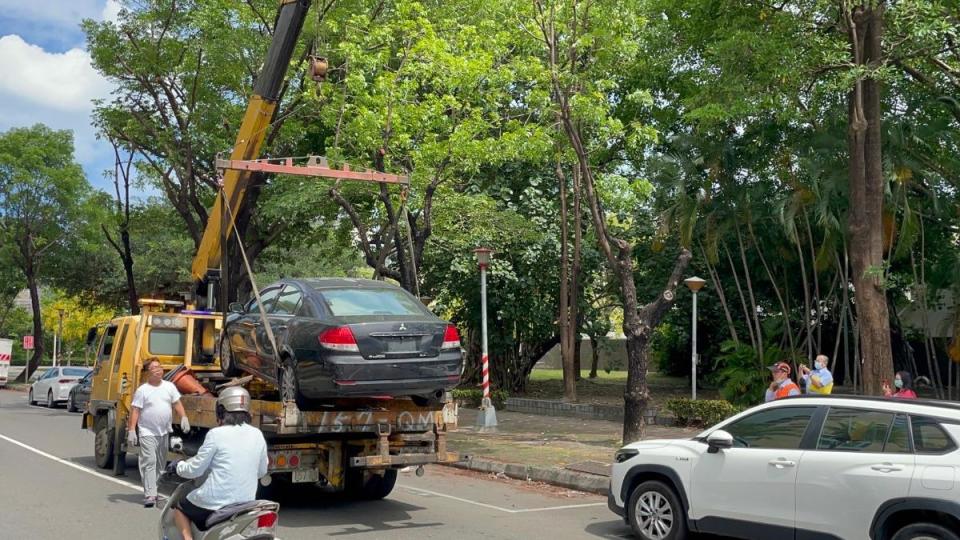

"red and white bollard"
[474,247,498,431]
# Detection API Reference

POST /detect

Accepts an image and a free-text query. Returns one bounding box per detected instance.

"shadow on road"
[584,520,633,538]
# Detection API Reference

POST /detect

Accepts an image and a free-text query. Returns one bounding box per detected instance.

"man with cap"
[765,361,801,402]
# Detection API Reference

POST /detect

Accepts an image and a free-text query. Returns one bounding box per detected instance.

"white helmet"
[217,386,251,413]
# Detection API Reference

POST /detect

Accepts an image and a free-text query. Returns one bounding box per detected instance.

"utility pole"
[474,247,497,432]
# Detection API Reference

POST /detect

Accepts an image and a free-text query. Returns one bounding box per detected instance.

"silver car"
[28,367,91,408]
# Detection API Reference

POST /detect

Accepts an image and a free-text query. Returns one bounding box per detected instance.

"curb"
[446,456,608,495]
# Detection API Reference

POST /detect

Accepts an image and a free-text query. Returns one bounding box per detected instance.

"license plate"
[292,469,319,483]
[385,338,417,353]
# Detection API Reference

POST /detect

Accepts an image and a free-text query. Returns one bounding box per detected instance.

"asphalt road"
[0,388,632,540]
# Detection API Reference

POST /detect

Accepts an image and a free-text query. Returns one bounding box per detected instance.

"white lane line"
[0,432,144,494]
[400,486,605,514]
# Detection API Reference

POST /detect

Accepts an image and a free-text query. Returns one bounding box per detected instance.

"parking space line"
[400,486,605,514]
[0,432,144,493]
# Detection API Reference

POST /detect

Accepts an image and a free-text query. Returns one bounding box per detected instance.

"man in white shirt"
[169,386,268,540]
[126,358,189,507]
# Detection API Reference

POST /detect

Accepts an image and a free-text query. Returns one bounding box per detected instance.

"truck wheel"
[94,415,115,469]
[348,469,398,500]
[220,339,242,378]
[892,523,960,540]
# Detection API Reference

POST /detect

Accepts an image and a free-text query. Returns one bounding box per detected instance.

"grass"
[521,369,718,406]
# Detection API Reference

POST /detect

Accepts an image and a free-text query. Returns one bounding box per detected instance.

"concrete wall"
[534,336,628,371]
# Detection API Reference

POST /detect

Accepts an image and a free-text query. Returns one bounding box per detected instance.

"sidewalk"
[446,407,699,493]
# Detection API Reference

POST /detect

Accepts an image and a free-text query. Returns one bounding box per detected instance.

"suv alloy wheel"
[892,522,960,540]
[627,480,688,540]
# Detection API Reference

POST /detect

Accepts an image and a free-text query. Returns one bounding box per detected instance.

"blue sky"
[0,0,128,194]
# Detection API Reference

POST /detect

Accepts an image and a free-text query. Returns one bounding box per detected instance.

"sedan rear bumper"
[296,353,463,399]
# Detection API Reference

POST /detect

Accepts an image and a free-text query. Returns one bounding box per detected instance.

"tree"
[0,125,91,380]
[102,139,139,314]
[527,0,691,442]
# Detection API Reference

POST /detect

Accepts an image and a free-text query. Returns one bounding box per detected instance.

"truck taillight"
[318,326,359,352]
[441,325,461,350]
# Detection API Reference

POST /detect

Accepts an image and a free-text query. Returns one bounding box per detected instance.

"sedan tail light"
[441,325,461,350]
[318,326,360,352]
[58,378,75,384]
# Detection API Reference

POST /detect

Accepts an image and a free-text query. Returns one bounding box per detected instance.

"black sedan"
[67,370,93,413]
[221,278,463,406]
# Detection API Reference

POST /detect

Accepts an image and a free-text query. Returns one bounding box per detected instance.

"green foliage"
[664,398,741,428]
[451,388,508,409]
[712,341,796,406]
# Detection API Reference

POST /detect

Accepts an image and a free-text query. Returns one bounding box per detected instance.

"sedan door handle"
[871,463,904,473]
[768,458,796,469]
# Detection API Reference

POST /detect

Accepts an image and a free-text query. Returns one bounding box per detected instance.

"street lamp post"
[58,309,66,366]
[683,277,706,400]
[473,247,497,431]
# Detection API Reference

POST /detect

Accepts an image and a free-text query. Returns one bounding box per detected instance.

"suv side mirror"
[228,302,245,314]
[706,429,734,453]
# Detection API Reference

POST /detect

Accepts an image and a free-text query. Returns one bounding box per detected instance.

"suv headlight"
[614,448,639,463]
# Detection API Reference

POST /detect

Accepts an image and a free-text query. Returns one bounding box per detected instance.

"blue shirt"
[802,367,833,394]
[177,423,268,510]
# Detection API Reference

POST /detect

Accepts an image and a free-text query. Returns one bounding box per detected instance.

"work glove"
[165,459,181,475]
[126,429,138,448]
[180,416,191,434]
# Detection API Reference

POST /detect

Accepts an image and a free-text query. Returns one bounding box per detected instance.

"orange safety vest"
[775,381,801,400]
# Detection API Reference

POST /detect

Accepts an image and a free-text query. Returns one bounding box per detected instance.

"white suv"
[609,395,960,540]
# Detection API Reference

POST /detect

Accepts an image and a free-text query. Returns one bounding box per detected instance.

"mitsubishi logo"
[398,323,407,331]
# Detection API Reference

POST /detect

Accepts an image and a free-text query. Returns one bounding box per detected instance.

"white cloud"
[101,0,121,23]
[0,35,112,112]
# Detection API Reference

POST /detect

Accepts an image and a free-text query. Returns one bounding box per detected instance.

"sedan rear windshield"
[319,288,429,317]
[63,368,91,377]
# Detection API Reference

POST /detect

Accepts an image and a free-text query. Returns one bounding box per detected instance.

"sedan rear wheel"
[67,394,77,412]
[28,389,34,405]
[279,357,306,408]
[46,390,55,408]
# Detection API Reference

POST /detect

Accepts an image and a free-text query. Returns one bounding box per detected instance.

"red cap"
[768,361,792,375]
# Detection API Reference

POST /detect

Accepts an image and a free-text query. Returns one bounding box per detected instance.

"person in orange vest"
[765,361,801,402]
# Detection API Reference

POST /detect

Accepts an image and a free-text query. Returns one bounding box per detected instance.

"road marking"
[401,486,605,514]
[0,432,144,494]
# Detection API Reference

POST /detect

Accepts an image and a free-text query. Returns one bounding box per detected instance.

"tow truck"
[82,0,459,499]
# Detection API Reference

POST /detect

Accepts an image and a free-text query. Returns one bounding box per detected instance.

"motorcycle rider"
[166,386,267,540]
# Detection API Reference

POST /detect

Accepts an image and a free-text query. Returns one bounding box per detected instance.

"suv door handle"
[768,458,796,469]
[871,463,904,473]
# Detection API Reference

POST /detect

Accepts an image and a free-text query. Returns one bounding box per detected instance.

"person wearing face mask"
[883,371,918,399]
[799,354,834,395]
[126,358,190,507]
[765,361,801,402]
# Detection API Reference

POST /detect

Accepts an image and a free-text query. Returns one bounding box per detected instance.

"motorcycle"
[158,473,280,540]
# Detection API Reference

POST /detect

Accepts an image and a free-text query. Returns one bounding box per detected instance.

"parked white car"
[609,395,960,540]
[28,367,92,408]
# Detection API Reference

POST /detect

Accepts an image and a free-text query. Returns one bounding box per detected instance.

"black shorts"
[176,497,214,531]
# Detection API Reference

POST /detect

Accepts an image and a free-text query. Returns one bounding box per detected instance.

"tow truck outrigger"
[83,0,458,500]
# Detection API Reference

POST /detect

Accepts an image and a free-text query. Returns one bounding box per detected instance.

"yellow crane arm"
[191,0,313,284]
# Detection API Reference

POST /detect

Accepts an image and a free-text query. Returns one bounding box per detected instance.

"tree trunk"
[699,242,738,345]
[589,335,600,378]
[571,166,583,381]
[846,4,893,396]
[558,162,576,402]
[19,269,44,383]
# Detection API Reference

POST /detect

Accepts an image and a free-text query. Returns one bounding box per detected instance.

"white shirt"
[177,423,268,510]
[131,380,181,437]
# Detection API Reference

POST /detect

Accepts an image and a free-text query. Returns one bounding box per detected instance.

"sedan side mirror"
[707,429,734,454]
[228,302,245,314]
